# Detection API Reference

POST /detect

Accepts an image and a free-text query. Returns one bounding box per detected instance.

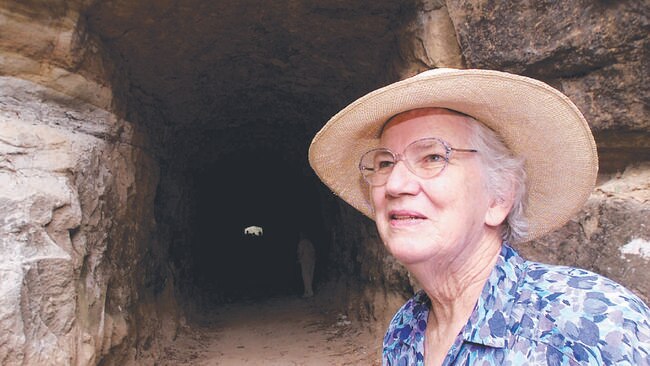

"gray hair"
[464,115,529,243]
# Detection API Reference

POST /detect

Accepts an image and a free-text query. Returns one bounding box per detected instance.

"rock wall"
[0,1,118,111]
[0,3,181,363]
[0,77,179,365]
[520,164,650,303]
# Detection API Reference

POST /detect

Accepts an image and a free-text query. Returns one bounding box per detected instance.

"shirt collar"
[460,243,526,348]
[385,244,527,355]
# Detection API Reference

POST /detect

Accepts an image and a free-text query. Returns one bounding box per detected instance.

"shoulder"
[387,291,428,326]
[522,261,649,316]
[384,291,429,343]
[383,291,428,364]
[516,261,650,364]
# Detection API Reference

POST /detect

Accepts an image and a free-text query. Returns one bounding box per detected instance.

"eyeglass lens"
[359,138,449,186]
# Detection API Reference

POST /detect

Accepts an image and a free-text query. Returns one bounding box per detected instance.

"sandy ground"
[158,294,383,366]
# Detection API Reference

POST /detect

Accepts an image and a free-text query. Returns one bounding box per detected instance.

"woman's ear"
[485,193,514,228]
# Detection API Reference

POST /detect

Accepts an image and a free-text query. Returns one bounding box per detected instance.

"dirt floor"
[158,293,383,366]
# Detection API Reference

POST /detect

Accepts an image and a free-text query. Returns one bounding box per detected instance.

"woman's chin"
[386,240,442,265]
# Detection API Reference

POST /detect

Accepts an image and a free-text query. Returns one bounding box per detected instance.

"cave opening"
[186,149,330,303]
[77,1,416,361]
[77,0,416,316]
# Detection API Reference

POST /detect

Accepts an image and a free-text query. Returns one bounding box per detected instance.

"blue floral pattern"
[383,244,650,365]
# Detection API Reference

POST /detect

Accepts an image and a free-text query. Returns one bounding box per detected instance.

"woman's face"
[371,108,508,266]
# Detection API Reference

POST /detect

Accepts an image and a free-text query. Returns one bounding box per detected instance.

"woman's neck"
[409,233,501,304]
[405,234,502,365]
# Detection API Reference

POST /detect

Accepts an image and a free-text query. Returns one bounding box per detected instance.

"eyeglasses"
[358,137,478,187]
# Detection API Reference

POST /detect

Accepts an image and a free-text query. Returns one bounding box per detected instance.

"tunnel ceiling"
[85,0,415,164]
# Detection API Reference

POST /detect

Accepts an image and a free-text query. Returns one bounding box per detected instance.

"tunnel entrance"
[188,150,328,302]
[80,0,416,326]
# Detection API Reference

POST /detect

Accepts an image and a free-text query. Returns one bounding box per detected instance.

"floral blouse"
[383,244,650,365]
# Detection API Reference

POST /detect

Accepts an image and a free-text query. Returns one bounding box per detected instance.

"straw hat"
[308,68,598,243]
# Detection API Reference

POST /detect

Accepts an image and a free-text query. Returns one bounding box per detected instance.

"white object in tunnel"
[244,225,264,236]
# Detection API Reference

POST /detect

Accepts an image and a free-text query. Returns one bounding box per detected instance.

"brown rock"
[516,163,650,303]
[446,0,649,132]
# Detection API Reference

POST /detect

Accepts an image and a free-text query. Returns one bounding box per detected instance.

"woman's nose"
[384,161,420,196]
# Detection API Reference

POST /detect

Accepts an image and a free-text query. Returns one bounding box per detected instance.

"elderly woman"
[309,69,649,365]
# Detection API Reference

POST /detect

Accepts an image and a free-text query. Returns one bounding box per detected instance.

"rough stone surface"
[393,0,465,76]
[446,0,649,131]
[83,0,417,165]
[445,0,650,173]
[0,77,179,365]
[516,163,650,304]
[0,1,118,109]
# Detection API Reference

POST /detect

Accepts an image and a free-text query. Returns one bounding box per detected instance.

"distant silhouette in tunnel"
[189,151,326,302]
[297,232,315,298]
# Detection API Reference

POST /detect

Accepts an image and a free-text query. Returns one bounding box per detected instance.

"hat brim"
[308,68,598,243]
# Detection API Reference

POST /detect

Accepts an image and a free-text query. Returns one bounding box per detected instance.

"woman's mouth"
[388,210,427,224]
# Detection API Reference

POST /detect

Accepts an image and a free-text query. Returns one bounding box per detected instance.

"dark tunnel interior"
[79,0,416,307]
[188,150,329,302]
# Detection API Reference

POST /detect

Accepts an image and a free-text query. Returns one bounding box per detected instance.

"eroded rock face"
[445,0,649,172]
[0,77,179,365]
[518,164,650,304]
[447,1,649,129]
[0,0,117,110]
[83,0,416,165]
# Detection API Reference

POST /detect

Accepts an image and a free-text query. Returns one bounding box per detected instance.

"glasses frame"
[358,137,478,187]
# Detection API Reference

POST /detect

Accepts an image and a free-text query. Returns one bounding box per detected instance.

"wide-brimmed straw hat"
[308,68,598,243]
